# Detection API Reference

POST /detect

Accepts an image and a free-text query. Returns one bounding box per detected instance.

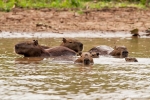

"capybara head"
[75,52,94,65]
[125,57,138,62]
[60,38,83,53]
[89,51,99,58]
[110,46,128,58]
[15,40,45,57]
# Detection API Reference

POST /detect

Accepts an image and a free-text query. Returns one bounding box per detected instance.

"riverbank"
[0,7,150,33]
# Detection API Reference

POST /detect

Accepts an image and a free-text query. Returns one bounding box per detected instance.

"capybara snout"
[83,54,91,65]
[74,52,94,65]
[122,50,128,58]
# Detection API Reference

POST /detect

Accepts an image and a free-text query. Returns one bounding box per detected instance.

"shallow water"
[0,32,150,100]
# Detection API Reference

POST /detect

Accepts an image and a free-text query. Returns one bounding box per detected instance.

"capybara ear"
[62,38,67,43]
[89,51,92,54]
[33,40,38,46]
[77,51,82,56]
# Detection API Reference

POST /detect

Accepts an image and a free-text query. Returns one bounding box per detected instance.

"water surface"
[0,33,150,100]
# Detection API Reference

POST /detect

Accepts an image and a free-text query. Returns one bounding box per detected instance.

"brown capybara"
[130,28,140,37]
[125,57,138,62]
[110,46,128,58]
[74,52,94,65]
[60,38,83,53]
[32,40,50,49]
[15,40,76,57]
[89,51,99,58]
[88,45,114,55]
[88,45,128,58]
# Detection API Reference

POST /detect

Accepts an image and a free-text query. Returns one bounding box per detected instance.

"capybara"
[125,57,138,62]
[74,52,94,65]
[15,40,76,57]
[130,28,140,37]
[33,40,50,49]
[89,45,128,58]
[88,45,113,55]
[60,38,83,53]
[110,46,128,58]
[89,51,99,58]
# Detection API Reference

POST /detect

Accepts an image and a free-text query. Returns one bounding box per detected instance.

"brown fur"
[74,52,94,65]
[125,57,138,62]
[88,45,113,55]
[60,38,83,53]
[89,51,99,58]
[110,46,128,58]
[89,45,128,58]
[45,46,76,57]
[15,40,76,57]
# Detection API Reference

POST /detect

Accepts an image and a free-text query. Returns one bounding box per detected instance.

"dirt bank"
[0,7,150,33]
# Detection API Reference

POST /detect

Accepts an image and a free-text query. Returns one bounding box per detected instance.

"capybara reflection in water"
[89,45,128,58]
[74,52,94,65]
[15,40,76,57]
[60,38,83,53]
[125,57,138,62]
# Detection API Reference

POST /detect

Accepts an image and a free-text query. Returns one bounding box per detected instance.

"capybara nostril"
[84,58,90,65]
[122,51,128,54]
[122,51,128,57]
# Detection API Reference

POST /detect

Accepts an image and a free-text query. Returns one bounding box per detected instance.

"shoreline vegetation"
[0,0,150,12]
[0,0,150,33]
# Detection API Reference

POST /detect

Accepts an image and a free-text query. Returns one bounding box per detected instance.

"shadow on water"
[1,35,150,100]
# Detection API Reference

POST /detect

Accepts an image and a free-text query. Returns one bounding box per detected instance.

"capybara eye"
[69,42,72,43]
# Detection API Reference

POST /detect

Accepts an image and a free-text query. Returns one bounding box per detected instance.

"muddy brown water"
[0,32,150,100]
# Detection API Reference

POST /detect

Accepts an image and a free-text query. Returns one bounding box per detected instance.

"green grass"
[0,0,149,12]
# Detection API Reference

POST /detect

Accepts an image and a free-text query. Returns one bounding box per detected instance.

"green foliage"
[0,0,149,11]
[0,0,15,11]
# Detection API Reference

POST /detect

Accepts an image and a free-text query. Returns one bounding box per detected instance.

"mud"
[0,7,150,33]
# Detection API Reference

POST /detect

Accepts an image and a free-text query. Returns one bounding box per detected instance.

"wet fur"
[74,52,94,65]
[15,40,76,57]
[125,57,138,62]
[60,38,83,53]
[89,45,128,58]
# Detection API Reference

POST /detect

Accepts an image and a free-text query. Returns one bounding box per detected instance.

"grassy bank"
[0,0,149,12]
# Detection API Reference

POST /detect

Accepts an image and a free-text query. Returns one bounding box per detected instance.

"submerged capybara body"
[89,45,113,55]
[89,45,128,58]
[60,38,83,53]
[45,46,76,57]
[74,52,94,65]
[15,40,76,57]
